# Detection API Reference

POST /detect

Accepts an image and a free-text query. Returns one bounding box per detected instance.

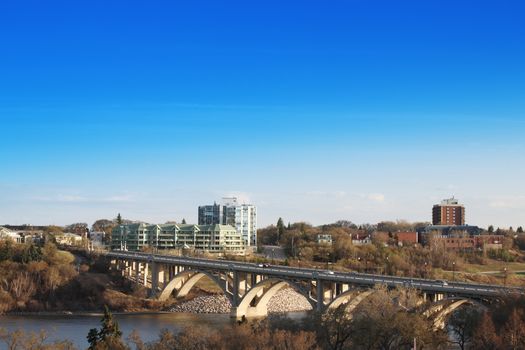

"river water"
[0,312,307,349]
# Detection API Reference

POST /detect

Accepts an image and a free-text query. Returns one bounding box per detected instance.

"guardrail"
[103,250,525,298]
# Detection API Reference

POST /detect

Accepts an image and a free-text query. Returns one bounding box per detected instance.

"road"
[105,251,525,299]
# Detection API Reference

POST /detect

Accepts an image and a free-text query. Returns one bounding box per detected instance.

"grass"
[461,261,525,274]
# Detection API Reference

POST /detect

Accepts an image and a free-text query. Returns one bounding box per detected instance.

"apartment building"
[111,223,244,254]
[432,197,465,225]
[198,198,257,248]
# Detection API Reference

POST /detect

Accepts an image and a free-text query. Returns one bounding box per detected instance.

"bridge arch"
[158,269,231,303]
[232,278,315,319]
[327,289,375,315]
[425,298,487,329]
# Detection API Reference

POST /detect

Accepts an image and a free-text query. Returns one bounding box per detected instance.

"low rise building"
[89,231,106,248]
[352,233,371,245]
[317,234,333,245]
[395,231,418,246]
[54,232,83,246]
[0,226,23,243]
[111,223,245,254]
[432,235,504,251]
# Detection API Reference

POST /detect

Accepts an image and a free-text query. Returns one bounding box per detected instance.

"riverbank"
[4,287,313,317]
[167,287,313,314]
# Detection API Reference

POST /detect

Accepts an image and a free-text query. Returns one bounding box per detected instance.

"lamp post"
[504,267,508,287]
[357,257,361,272]
[385,256,390,275]
[452,261,456,281]
[424,261,428,278]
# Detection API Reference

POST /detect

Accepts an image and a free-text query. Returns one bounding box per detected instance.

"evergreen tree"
[517,226,524,234]
[99,305,122,341]
[181,218,187,224]
[276,217,285,239]
[116,213,123,225]
[488,225,494,233]
[87,328,99,350]
[87,306,125,350]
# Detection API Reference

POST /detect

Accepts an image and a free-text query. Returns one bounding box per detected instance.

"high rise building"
[198,202,223,225]
[432,197,465,225]
[235,204,257,247]
[198,198,257,248]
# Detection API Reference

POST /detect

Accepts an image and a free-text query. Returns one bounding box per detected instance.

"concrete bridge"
[105,250,524,324]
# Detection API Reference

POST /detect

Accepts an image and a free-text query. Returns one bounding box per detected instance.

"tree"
[65,223,88,235]
[471,313,501,349]
[87,328,100,349]
[488,225,494,233]
[448,307,481,350]
[501,309,525,349]
[315,305,354,350]
[116,213,123,225]
[517,226,524,234]
[181,218,187,224]
[277,217,285,239]
[87,306,126,350]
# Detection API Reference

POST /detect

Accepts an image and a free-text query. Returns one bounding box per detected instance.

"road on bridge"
[105,251,525,299]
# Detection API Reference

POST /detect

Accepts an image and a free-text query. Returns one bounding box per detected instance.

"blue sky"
[1,1,524,228]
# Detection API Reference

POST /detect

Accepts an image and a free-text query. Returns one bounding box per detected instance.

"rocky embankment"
[167,288,313,314]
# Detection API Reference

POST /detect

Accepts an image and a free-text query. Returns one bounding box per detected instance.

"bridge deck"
[105,251,524,299]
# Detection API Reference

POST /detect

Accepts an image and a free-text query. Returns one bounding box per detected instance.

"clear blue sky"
[1,0,524,229]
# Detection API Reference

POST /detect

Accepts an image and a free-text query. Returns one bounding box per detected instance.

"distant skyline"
[1,1,524,229]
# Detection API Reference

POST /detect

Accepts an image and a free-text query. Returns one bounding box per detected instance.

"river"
[0,312,307,349]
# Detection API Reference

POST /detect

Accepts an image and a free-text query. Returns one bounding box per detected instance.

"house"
[54,232,83,246]
[352,233,371,245]
[0,226,22,243]
[317,234,333,245]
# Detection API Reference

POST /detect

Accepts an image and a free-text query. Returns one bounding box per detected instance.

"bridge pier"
[149,262,159,298]
[316,279,323,311]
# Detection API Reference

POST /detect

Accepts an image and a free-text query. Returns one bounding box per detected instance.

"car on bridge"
[257,263,270,268]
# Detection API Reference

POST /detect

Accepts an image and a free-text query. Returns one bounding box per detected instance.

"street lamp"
[452,261,456,281]
[424,261,428,278]
[385,256,390,275]
[504,267,508,287]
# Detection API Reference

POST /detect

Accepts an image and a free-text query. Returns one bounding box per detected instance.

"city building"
[419,224,482,238]
[54,232,83,246]
[418,224,502,251]
[89,231,106,248]
[352,233,371,245]
[111,223,245,254]
[428,234,504,252]
[395,231,418,245]
[0,226,23,243]
[198,202,224,225]
[198,198,257,248]
[234,203,257,247]
[317,234,333,245]
[432,197,465,225]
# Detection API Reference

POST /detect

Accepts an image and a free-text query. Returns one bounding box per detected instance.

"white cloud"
[488,196,525,209]
[305,191,347,198]
[33,193,135,204]
[366,193,385,203]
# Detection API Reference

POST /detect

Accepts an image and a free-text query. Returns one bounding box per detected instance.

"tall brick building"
[432,197,465,225]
